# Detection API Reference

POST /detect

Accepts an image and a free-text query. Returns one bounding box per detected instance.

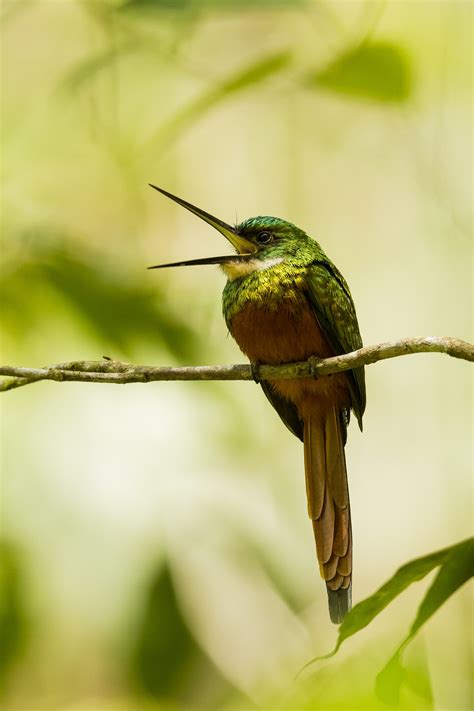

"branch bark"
[1,337,472,394]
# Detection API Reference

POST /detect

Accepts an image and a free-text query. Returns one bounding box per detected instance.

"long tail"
[303,406,352,624]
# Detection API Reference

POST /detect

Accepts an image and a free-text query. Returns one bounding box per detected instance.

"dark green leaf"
[309,42,411,103]
[410,538,474,635]
[331,543,456,655]
[376,538,474,705]
[302,538,473,672]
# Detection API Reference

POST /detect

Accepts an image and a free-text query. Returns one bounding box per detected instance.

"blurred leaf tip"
[127,561,233,705]
[308,41,412,103]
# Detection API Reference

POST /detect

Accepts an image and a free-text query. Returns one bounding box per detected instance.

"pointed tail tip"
[327,584,352,624]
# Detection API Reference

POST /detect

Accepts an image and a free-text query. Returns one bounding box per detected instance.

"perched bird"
[149,185,366,623]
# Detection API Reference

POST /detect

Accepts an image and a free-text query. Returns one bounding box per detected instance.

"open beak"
[147,184,255,269]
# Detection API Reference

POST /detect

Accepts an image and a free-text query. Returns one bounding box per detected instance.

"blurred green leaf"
[400,645,434,707]
[376,538,474,705]
[232,530,311,614]
[128,561,235,706]
[288,643,434,711]
[58,40,140,95]
[309,41,411,103]
[375,642,434,709]
[120,0,193,9]
[129,563,197,697]
[1,235,199,359]
[208,51,291,95]
[120,0,307,10]
[144,51,291,155]
[1,0,34,24]
[0,541,28,692]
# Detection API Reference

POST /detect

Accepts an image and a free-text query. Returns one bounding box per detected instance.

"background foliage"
[1,1,472,709]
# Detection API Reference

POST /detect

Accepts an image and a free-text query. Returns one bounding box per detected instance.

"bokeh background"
[1,1,472,709]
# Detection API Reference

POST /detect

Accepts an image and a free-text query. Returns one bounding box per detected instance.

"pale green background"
[1,1,472,709]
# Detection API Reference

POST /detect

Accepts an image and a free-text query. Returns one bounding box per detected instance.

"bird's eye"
[256,231,273,245]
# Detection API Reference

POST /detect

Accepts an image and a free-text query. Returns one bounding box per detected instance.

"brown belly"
[230,298,350,419]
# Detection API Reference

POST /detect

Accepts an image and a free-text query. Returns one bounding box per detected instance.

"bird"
[148,184,366,623]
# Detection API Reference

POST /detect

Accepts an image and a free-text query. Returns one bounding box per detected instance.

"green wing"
[305,259,366,429]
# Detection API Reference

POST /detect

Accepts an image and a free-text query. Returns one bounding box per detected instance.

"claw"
[309,356,321,379]
[250,362,261,384]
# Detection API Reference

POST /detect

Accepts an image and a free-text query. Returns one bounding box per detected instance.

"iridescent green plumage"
[222,216,365,430]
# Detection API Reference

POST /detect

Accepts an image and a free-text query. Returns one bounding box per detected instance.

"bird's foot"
[250,362,261,384]
[309,356,321,379]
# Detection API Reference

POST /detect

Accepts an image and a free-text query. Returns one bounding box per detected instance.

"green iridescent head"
[234,216,309,259]
[147,185,311,270]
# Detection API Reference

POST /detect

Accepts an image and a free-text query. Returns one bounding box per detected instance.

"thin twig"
[0,337,472,393]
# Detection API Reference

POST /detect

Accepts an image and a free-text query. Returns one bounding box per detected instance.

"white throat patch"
[221,256,284,281]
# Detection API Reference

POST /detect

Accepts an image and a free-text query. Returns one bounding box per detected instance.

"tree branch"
[1,337,472,393]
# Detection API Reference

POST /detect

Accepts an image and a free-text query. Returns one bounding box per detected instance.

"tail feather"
[327,585,352,625]
[304,407,352,624]
[303,421,326,519]
[333,505,349,557]
[319,485,335,563]
[322,552,339,580]
[326,406,349,509]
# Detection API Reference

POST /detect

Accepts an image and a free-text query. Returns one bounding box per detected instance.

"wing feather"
[305,259,366,428]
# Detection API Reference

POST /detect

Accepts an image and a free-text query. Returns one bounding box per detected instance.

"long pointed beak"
[148,184,255,267]
[148,255,251,270]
